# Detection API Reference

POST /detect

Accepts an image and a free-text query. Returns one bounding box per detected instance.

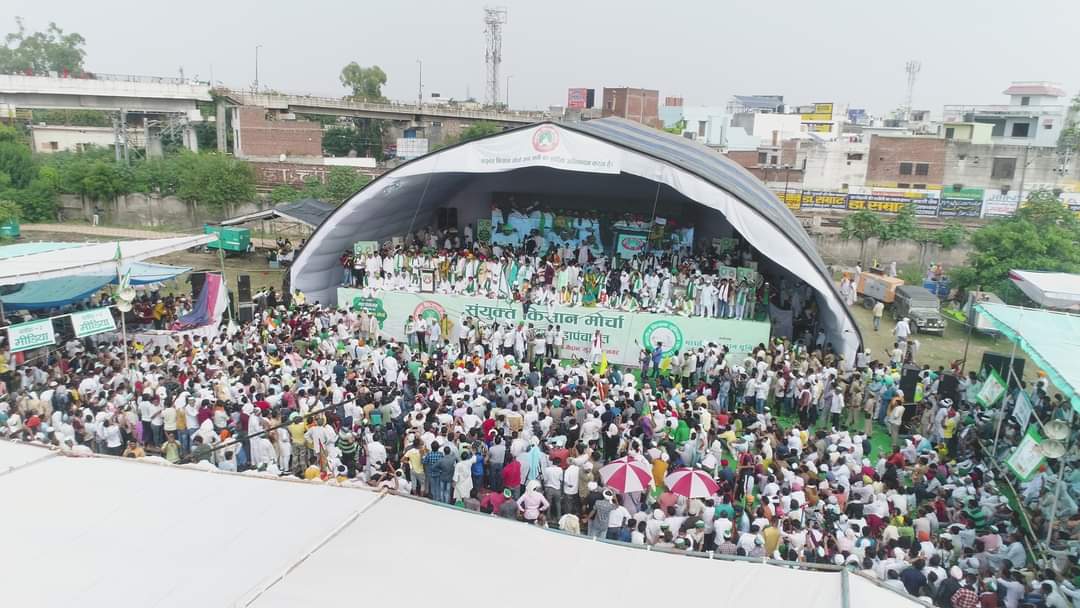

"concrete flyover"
[215,88,545,125]
[0,73,210,119]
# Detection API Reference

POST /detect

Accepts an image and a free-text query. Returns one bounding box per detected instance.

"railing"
[218,88,547,122]
[943,104,1065,121]
[0,71,209,87]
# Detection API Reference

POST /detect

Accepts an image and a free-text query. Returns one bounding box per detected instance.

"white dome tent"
[289,118,861,358]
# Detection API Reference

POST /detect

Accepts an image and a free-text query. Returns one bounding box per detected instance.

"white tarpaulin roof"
[0,234,214,287]
[0,441,922,608]
[1009,270,1080,311]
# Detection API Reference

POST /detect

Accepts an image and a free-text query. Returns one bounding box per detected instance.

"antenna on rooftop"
[483,6,508,107]
[904,60,921,120]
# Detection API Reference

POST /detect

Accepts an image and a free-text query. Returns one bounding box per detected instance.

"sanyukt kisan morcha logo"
[412,300,446,325]
[532,125,560,153]
[642,319,683,357]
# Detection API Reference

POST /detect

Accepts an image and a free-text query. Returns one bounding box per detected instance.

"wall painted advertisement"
[336,289,770,365]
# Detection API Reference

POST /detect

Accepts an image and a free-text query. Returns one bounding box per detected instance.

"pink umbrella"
[664,467,720,498]
[599,456,652,494]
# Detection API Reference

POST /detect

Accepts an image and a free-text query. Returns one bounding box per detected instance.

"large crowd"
[1,233,1078,608]
[337,225,788,323]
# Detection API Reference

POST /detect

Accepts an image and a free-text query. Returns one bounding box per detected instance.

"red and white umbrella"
[599,456,652,494]
[664,467,720,498]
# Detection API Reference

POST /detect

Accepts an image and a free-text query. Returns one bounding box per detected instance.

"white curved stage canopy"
[0,441,919,607]
[290,118,861,358]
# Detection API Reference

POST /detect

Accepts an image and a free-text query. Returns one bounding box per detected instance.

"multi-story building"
[943,81,1068,147]
[865,135,947,191]
[601,87,660,128]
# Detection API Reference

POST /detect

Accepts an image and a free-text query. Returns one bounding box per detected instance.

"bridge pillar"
[183,124,199,152]
[215,98,228,152]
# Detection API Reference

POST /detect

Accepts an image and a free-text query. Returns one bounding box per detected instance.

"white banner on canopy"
[464,124,621,174]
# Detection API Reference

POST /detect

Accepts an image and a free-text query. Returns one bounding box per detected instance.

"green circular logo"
[642,320,683,356]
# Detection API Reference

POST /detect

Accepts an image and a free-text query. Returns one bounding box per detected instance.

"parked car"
[892,284,946,335]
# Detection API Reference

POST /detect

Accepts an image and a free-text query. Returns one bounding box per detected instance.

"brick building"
[866,135,946,190]
[233,106,323,159]
[601,87,660,128]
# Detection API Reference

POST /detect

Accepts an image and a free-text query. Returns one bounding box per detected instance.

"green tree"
[269,185,302,204]
[2,179,55,221]
[133,158,179,196]
[0,18,86,74]
[339,63,387,101]
[77,160,134,201]
[1059,93,1080,152]
[840,209,885,267]
[952,189,1080,298]
[0,199,20,224]
[322,127,360,157]
[457,121,502,143]
[0,139,35,188]
[323,166,370,203]
[30,109,110,127]
[174,152,255,215]
[882,205,918,242]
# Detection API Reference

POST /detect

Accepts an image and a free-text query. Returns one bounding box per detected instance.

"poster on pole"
[5,319,56,353]
[71,307,117,338]
[352,241,379,255]
[1006,426,1045,481]
[1012,390,1034,429]
[976,369,1007,408]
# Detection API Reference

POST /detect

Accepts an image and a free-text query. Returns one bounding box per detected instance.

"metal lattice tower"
[904,60,921,119]
[484,6,508,107]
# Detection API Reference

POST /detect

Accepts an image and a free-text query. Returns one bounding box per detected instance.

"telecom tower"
[484,6,508,107]
[904,60,922,120]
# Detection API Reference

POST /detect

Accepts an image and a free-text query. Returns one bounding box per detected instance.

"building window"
[1020,96,1030,106]
[770,155,778,165]
[48,141,59,150]
[915,163,929,176]
[913,184,927,190]
[1044,120,1054,130]
[1011,122,1030,137]
[757,152,768,164]
[698,121,707,137]
[846,152,864,161]
[897,183,911,189]
[945,127,955,139]
[430,121,442,127]
[899,162,913,175]
[991,157,1017,179]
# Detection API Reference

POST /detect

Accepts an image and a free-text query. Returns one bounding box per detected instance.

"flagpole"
[217,242,233,324]
[115,243,132,385]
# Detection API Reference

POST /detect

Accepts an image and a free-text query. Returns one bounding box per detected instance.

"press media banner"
[71,307,117,338]
[6,319,56,353]
[337,289,770,366]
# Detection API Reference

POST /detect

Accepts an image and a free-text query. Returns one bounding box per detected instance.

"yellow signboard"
[801,102,834,122]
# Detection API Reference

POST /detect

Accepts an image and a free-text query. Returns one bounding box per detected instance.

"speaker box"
[938,373,960,404]
[980,352,1026,387]
[237,303,254,323]
[437,207,458,229]
[189,272,206,300]
[238,274,252,303]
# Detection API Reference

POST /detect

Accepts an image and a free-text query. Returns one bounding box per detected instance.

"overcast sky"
[6,0,1078,115]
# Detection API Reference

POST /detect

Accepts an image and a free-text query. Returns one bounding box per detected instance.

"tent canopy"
[0,441,920,608]
[0,261,191,311]
[220,198,336,229]
[974,302,1080,412]
[290,118,861,359]
[1009,270,1080,311]
[0,234,213,287]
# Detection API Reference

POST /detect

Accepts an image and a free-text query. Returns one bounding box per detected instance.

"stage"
[337,288,770,365]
